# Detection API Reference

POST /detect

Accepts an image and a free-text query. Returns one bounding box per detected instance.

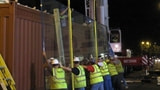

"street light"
[141,41,151,46]
[141,41,145,45]
[146,41,150,45]
[141,41,151,55]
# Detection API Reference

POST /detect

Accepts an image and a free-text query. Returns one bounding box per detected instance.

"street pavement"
[124,70,160,90]
[126,82,160,90]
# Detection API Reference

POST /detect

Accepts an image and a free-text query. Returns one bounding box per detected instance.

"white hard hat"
[51,59,59,64]
[48,57,54,63]
[50,57,54,60]
[104,54,108,58]
[74,57,80,61]
[114,55,118,58]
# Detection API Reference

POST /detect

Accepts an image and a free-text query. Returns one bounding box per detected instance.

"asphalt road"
[127,82,160,90]
[125,70,160,90]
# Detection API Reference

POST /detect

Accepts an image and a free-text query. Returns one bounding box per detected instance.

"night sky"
[18,0,160,53]
[109,0,160,47]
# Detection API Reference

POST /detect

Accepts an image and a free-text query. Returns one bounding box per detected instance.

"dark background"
[18,0,160,55]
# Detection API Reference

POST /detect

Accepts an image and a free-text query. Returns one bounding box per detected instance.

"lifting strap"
[0,54,16,90]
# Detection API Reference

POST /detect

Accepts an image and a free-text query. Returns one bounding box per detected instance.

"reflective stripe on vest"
[74,65,86,88]
[100,61,110,76]
[52,68,67,89]
[90,64,103,85]
[108,63,118,76]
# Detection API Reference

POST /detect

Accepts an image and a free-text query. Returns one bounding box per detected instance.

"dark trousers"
[111,75,121,90]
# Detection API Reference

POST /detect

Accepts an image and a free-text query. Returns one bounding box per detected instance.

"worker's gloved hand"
[59,62,63,67]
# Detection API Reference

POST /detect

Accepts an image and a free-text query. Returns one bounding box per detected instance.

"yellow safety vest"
[108,63,118,76]
[100,61,110,76]
[74,65,86,88]
[116,61,124,73]
[51,68,67,89]
[90,64,103,85]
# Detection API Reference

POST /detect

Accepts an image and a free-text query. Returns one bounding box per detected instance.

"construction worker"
[50,58,67,90]
[80,57,91,90]
[108,57,119,90]
[82,58,104,90]
[61,57,86,90]
[44,57,55,89]
[113,55,128,89]
[97,56,113,90]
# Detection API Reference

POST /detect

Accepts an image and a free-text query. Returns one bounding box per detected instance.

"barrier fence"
[42,0,109,89]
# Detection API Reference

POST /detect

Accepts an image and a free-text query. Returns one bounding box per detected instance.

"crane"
[84,0,109,30]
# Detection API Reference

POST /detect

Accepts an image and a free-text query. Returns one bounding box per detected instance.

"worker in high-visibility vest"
[43,57,55,89]
[82,58,104,90]
[61,57,86,90]
[97,56,113,90]
[108,57,119,90]
[113,55,128,89]
[50,58,67,90]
